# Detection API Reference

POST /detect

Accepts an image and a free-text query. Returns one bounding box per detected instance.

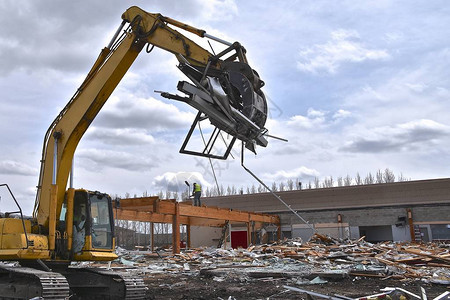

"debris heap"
[114,234,450,286]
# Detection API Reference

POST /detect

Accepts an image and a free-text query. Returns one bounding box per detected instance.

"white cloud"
[86,127,155,146]
[333,109,351,120]
[0,160,38,176]
[297,29,390,74]
[287,108,326,128]
[201,0,238,21]
[287,115,315,128]
[398,119,449,137]
[359,85,389,102]
[152,171,209,193]
[263,167,320,182]
[343,53,450,129]
[405,83,428,93]
[307,108,325,119]
[341,119,450,153]
[383,32,405,43]
[95,96,196,131]
[286,108,352,129]
[77,148,158,172]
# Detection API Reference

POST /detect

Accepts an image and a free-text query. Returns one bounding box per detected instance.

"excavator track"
[93,268,147,299]
[0,264,70,299]
[63,267,146,299]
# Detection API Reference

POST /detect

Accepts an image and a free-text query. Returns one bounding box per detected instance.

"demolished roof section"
[114,234,449,285]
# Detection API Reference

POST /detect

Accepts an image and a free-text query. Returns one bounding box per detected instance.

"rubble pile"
[114,234,450,286]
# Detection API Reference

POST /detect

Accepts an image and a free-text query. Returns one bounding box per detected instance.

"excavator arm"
[33,6,268,230]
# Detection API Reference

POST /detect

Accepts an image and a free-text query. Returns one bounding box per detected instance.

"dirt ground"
[143,272,449,300]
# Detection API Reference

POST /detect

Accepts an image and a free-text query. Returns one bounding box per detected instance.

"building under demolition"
[193,178,450,247]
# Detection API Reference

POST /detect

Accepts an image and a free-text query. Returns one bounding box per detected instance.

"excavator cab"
[58,190,116,260]
[89,193,114,250]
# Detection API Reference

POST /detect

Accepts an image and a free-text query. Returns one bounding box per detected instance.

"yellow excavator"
[0,6,269,299]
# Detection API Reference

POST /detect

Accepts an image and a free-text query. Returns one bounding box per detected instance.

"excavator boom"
[34,6,268,227]
[34,7,216,226]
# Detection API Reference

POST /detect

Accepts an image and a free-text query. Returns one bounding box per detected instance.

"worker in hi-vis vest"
[192,183,202,207]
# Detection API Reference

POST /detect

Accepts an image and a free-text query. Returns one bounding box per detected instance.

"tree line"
[114,168,409,201]
[200,168,408,197]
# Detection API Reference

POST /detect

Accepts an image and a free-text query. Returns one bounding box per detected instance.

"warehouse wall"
[199,178,450,244]
[190,226,222,248]
[204,178,450,213]
[278,205,449,227]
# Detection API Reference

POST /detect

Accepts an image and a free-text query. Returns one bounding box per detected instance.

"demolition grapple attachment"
[158,42,269,159]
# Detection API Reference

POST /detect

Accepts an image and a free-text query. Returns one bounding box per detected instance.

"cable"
[197,122,221,195]
[219,132,235,159]
[239,143,316,233]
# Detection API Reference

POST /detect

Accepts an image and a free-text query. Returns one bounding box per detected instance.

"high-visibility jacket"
[194,184,201,192]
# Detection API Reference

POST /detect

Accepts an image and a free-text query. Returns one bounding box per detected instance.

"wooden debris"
[115,235,450,284]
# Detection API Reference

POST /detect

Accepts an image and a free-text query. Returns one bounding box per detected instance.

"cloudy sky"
[1,0,449,214]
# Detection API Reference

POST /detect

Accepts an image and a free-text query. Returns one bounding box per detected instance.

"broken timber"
[113,197,281,254]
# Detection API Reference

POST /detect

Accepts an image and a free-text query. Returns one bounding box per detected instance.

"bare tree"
[257,184,265,193]
[323,176,334,188]
[355,173,362,185]
[271,182,278,191]
[344,175,352,186]
[226,185,232,195]
[383,168,395,183]
[397,173,408,182]
[337,176,343,187]
[376,169,384,183]
[231,185,237,195]
[287,179,294,191]
[313,177,320,188]
[279,182,285,191]
[239,187,244,194]
[181,190,189,201]
[364,172,374,184]
[213,187,217,196]
[251,184,256,194]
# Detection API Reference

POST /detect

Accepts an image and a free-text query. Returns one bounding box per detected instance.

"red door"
[231,231,248,248]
